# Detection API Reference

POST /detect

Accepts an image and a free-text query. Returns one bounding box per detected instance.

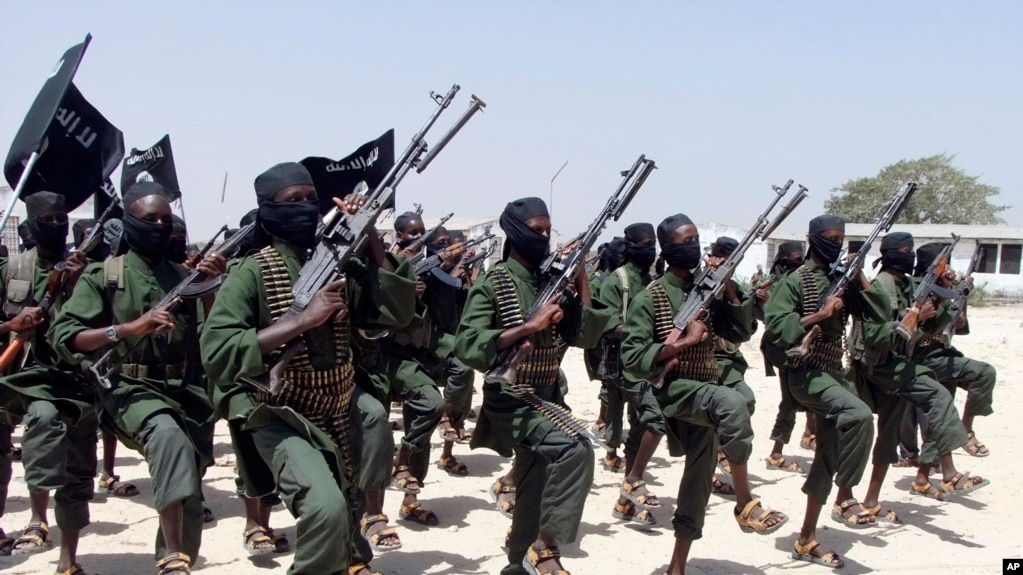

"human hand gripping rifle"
[405,212,455,265]
[894,233,960,341]
[242,84,485,395]
[651,180,807,388]
[413,227,495,279]
[484,154,656,449]
[87,223,256,388]
[940,240,982,346]
[0,197,121,372]
[787,182,917,359]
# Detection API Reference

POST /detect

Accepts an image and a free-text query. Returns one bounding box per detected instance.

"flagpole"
[0,150,43,233]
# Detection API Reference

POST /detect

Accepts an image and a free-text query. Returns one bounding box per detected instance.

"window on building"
[1000,244,1022,275]
[978,243,999,274]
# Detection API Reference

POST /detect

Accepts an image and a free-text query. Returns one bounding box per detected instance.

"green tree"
[824,154,1008,224]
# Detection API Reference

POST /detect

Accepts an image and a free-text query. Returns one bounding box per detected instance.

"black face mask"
[808,232,843,264]
[882,251,916,274]
[259,200,320,249]
[625,244,657,269]
[774,258,802,274]
[124,213,172,260]
[167,238,188,264]
[502,215,549,267]
[661,242,702,270]
[426,241,449,256]
[31,219,69,253]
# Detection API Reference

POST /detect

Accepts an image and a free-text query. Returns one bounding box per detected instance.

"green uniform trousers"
[137,412,209,563]
[603,376,666,460]
[723,378,756,417]
[787,369,873,505]
[227,419,281,505]
[857,359,968,468]
[252,421,369,575]
[669,423,716,540]
[443,355,475,428]
[353,386,393,492]
[768,369,802,444]
[22,400,97,530]
[399,385,445,482]
[921,354,996,419]
[502,419,594,575]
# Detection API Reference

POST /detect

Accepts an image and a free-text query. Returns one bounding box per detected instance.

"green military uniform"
[200,240,416,575]
[763,260,887,504]
[760,273,805,446]
[595,262,666,460]
[851,270,967,467]
[455,258,613,575]
[423,268,475,437]
[585,270,612,409]
[51,250,215,563]
[620,270,754,540]
[713,279,756,413]
[0,249,98,535]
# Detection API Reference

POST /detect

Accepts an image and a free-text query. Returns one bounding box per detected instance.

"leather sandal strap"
[794,538,820,555]
[739,498,762,520]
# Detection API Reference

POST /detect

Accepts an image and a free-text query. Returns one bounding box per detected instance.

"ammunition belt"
[253,245,354,477]
[491,266,560,388]
[649,281,719,382]
[789,265,846,373]
[119,362,184,380]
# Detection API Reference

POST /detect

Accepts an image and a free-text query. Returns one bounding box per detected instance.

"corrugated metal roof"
[844,223,1023,241]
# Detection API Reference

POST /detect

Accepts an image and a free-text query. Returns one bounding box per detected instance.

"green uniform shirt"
[454,258,615,456]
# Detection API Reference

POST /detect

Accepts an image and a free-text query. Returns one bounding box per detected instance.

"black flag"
[300,129,395,214]
[94,178,123,220]
[121,134,180,199]
[4,34,91,186]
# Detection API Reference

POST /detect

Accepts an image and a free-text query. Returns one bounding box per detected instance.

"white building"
[0,185,96,250]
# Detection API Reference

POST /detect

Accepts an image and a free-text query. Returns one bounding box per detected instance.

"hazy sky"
[2,1,1020,242]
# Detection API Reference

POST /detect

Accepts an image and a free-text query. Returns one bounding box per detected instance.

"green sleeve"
[346,254,417,331]
[711,283,754,343]
[763,271,807,348]
[453,276,502,372]
[199,258,268,384]
[596,271,625,325]
[573,304,617,349]
[620,290,665,381]
[48,263,113,366]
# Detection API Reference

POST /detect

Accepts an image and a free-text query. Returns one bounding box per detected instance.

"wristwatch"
[105,325,120,343]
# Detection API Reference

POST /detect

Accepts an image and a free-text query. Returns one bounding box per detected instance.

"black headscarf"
[254,162,314,205]
[24,191,68,253]
[624,223,656,268]
[599,237,627,272]
[807,215,845,264]
[499,197,550,266]
[253,163,320,249]
[710,236,738,258]
[122,182,173,260]
[914,242,947,277]
[123,181,171,207]
[771,240,805,276]
[874,231,915,273]
[426,226,451,255]
[656,213,694,245]
[657,214,701,270]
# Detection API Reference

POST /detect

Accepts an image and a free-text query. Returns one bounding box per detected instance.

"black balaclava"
[624,223,656,269]
[657,214,701,270]
[168,215,189,264]
[426,226,451,256]
[771,240,804,276]
[499,197,550,267]
[18,220,37,252]
[875,231,915,274]
[710,236,738,258]
[394,212,424,249]
[72,218,109,262]
[914,242,947,277]
[25,191,68,253]
[599,237,627,272]
[254,162,320,249]
[122,182,173,260]
[807,215,845,264]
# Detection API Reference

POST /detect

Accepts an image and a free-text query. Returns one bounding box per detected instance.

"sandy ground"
[3,304,1021,575]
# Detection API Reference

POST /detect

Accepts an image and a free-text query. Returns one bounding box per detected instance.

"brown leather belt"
[119,363,185,379]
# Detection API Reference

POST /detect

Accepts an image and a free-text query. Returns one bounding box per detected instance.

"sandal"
[437,419,460,442]
[910,479,946,500]
[243,526,276,556]
[939,472,990,499]
[266,528,290,553]
[456,427,472,445]
[98,474,139,497]
[602,454,625,473]
[791,538,844,568]
[12,521,52,556]
[892,456,920,468]
[489,477,516,518]
[765,455,803,473]
[859,502,901,524]
[735,498,787,534]
[523,545,570,575]
[590,421,606,435]
[963,432,990,457]
[716,451,732,476]
[360,513,402,553]
[54,564,89,575]
[349,562,383,575]
[830,498,876,529]
[0,528,15,556]
[799,433,817,451]
[156,551,191,575]
[620,479,661,510]
[712,475,735,497]
[612,500,656,526]
[436,455,469,476]
[391,464,422,494]
[399,500,439,526]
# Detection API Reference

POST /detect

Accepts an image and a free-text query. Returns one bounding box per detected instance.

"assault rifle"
[243,85,485,394]
[484,154,656,449]
[651,180,806,388]
[940,241,982,346]
[894,233,960,340]
[87,223,255,388]
[787,182,917,358]
[405,212,454,264]
[0,198,121,372]
[413,227,495,278]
